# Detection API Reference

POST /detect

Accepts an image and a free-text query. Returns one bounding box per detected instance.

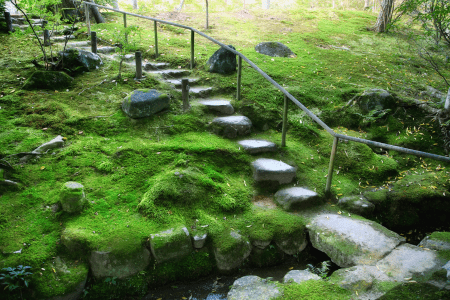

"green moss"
[429,231,450,243]
[377,283,450,300]
[278,280,352,300]
[23,71,74,90]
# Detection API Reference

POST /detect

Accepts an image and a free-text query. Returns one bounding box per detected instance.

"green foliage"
[84,273,149,299]
[0,265,32,293]
[307,260,331,279]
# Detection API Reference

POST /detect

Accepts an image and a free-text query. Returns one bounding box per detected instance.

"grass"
[1,1,450,298]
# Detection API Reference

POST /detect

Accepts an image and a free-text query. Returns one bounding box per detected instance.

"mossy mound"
[377,282,450,300]
[23,71,73,90]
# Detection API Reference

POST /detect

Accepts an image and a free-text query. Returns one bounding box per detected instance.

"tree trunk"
[90,4,105,24]
[262,0,270,9]
[178,0,185,11]
[132,0,138,10]
[364,0,370,10]
[373,0,394,33]
[112,0,119,10]
[205,0,208,29]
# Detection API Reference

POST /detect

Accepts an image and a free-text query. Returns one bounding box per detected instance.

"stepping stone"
[238,139,276,154]
[149,69,190,78]
[227,276,282,300]
[211,116,252,138]
[65,41,91,48]
[308,213,405,268]
[274,187,319,210]
[47,35,75,42]
[376,243,442,281]
[198,99,234,115]
[283,270,321,284]
[186,86,213,97]
[143,62,170,70]
[251,158,296,184]
[96,46,118,54]
[165,77,200,88]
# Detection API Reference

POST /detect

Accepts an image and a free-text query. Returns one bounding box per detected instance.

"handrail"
[82,2,450,195]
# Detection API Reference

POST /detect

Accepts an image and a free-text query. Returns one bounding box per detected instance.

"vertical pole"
[237,56,242,101]
[190,30,194,69]
[154,21,159,58]
[91,31,97,54]
[123,14,128,43]
[44,29,50,46]
[85,3,90,35]
[135,51,142,80]
[182,79,190,111]
[4,12,14,33]
[325,137,339,195]
[281,94,288,147]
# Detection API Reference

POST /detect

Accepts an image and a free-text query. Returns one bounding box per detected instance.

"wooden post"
[182,79,190,111]
[281,94,288,147]
[123,14,128,43]
[237,56,242,100]
[4,12,14,33]
[325,137,339,195]
[135,51,142,80]
[154,21,158,58]
[190,30,194,69]
[91,31,97,54]
[85,3,90,35]
[44,29,51,46]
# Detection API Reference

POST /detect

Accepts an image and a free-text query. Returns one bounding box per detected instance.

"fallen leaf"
[40,166,45,170]
[10,89,15,93]
[289,267,294,270]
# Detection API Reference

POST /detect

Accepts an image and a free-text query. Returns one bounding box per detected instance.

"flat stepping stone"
[308,213,405,268]
[46,35,76,42]
[198,99,234,115]
[65,41,91,48]
[283,270,321,284]
[274,187,319,210]
[238,139,276,154]
[185,86,213,97]
[211,116,252,138]
[143,62,170,70]
[251,158,296,184]
[165,77,200,88]
[96,46,118,54]
[227,276,282,300]
[149,69,190,78]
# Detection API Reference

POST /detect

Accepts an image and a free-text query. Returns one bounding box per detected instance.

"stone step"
[95,46,118,54]
[40,35,76,42]
[183,86,213,98]
[238,139,276,154]
[211,116,252,139]
[148,69,191,79]
[197,99,234,115]
[143,62,170,71]
[64,41,91,48]
[251,158,296,184]
[165,77,200,89]
[274,187,319,211]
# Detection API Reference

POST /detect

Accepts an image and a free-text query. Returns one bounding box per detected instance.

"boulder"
[89,246,151,278]
[59,48,103,72]
[214,231,252,273]
[419,235,450,251]
[338,195,375,216]
[122,89,169,118]
[206,45,237,74]
[23,71,73,90]
[211,116,252,138]
[357,89,394,113]
[283,269,321,284]
[308,213,405,267]
[251,158,296,184]
[149,226,192,264]
[227,276,282,300]
[329,265,394,292]
[60,182,86,213]
[274,187,319,211]
[255,42,296,57]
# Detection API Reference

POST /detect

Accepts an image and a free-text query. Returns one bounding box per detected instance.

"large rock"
[149,226,192,264]
[275,229,308,255]
[60,182,86,213]
[214,231,252,273]
[329,265,394,292]
[211,116,252,138]
[419,235,450,251]
[59,48,103,72]
[89,246,151,278]
[357,88,395,113]
[252,158,296,184]
[274,187,319,211]
[206,45,237,75]
[283,269,321,284]
[255,42,296,58]
[227,276,282,300]
[23,71,73,90]
[122,89,169,118]
[308,213,405,267]
[376,243,443,281]
[338,195,375,217]
[32,135,65,154]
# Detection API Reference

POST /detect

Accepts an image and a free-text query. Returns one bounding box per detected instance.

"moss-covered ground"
[1,0,450,298]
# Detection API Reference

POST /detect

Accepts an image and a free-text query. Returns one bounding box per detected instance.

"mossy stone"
[23,71,73,90]
[149,226,193,264]
[122,89,170,118]
[60,181,86,213]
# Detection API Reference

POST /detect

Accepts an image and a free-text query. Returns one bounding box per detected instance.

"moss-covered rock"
[23,71,73,90]
[149,226,192,264]
[122,89,169,119]
[60,181,86,213]
[214,231,252,273]
[60,48,103,72]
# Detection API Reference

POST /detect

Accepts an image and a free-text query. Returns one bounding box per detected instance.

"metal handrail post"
[237,56,242,100]
[154,21,158,58]
[190,30,194,69]
[326,137,339,195]
[282,94,288,147]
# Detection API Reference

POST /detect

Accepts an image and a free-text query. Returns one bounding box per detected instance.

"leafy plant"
[0,265,33,298]
[113,25,140,80]
[307,260,331,279]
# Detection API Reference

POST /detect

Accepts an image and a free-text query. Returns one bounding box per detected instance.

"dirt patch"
[155,11,192,22]
[253,195,277,209]
[235,9,255,20]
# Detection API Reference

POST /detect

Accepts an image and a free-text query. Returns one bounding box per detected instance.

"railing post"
[91,31,97,54]
[281,94,288,147]
[182,79,190,111]
[85,3,90,35]
[44,29,50,46]
[190,30,194,69]
[123,13,128,43]
[237,56,242,101]
[154,21,159,58]
[4,12,14,33]
[325,136,339,196]
[135,51,142,80]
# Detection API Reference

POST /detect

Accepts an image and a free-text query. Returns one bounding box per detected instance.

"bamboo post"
[135,51,142,80]
[91,31,97,54]
[281,94,288,147]
[123,13,128,43]
[325,137,339,195]
[237,56,242,100]
[43,29,50,46]
[182,79,190,111]
[154,21,158,58]
[190,30,194,69]
[85,3,90,35]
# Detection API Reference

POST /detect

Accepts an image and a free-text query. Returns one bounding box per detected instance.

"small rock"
[60,182,86,213]
[227,276,282,300]
[255,42,296,57]
[283,269,321,284]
